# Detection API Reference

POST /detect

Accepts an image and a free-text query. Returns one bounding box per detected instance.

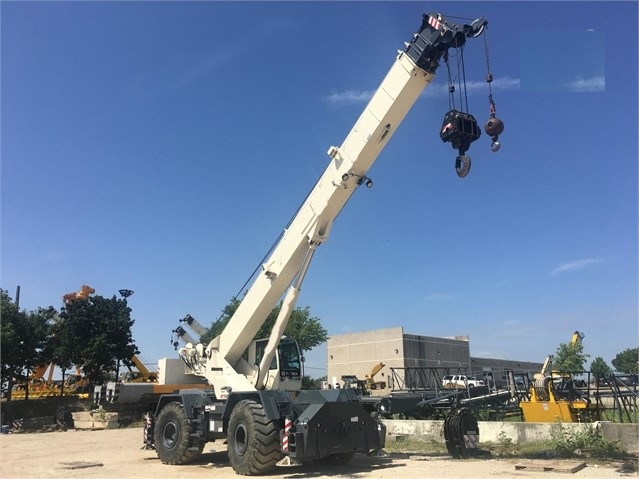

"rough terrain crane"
[144,11,495,475]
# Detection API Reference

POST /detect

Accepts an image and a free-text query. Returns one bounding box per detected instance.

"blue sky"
[2,1,637,379]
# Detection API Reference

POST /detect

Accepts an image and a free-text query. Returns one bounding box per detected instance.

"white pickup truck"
[442,374,486,389]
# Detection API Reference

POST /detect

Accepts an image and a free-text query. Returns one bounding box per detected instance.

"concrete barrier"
[598,421,639,454]
[382,419,639,454]
[72,410,119,430]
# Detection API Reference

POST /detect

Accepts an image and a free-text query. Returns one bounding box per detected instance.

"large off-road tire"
[227,399,282,475]
[154,402,204,465]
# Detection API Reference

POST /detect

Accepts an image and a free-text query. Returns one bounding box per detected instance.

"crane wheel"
[154,402,204,465]
[228,399,282,475]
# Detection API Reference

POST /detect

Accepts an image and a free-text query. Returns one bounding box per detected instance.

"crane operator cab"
[250,337,303,391]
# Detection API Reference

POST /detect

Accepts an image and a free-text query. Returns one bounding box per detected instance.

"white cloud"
[492,323,535,338]
[499,319,523,328]
[173,50,230,89]
[42,250,67,261]
[566,76,605,92]
[124,49,231,101]
[549,258,606,276]
[424,293,454,302]
[422,76,520,98]
[324,89,376,106]
[324,76,520,106]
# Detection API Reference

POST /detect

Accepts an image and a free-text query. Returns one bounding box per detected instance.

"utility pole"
[4,286,21,429]
[116,289,135,379]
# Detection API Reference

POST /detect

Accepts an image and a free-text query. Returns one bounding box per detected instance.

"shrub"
[548,423,627,459]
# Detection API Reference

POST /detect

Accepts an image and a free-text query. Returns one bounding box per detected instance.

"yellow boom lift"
[519,331,602,422]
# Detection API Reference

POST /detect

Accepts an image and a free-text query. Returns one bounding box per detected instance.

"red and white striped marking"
[143,413,152,443]
[428,16,441,31]
[282,417,293,452]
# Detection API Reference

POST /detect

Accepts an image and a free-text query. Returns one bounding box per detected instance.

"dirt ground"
[1,427,636,479]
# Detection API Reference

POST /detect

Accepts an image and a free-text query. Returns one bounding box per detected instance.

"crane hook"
[455,155,471,178]
[484,115,504,153]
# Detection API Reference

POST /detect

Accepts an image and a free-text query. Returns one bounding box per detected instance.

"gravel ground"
[1,427,636,479]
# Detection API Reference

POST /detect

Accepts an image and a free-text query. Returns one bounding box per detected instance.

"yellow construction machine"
[519,331,601,422]
[365,362,387,390]
[62,284,95,305]
[12,287,96,399]
[124,355,158,382]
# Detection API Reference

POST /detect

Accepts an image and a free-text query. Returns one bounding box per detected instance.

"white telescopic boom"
[203,13,489,386]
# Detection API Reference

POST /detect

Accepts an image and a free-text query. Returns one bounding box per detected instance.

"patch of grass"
[496,429,514,448]
[383,437,447,455]
[545,423,628,459]
[598,408,639,423]
[384,424,632,464]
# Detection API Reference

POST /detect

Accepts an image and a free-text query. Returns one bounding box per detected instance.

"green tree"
[0,290,52,401]
[46,307,79,394]
[302,375,326,390]
[611,347,639,374]
[58,294,137,384]
[590,356,612,379]
[200,296,328,355]
[1,290,24,399]
[553,339,589,373]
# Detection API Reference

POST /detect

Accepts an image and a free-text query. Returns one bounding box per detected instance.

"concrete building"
[470,356,544,389]
[326,326,543,393]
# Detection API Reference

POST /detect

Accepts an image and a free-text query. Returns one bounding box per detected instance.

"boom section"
[217,56,434,366]
[210,12,488,374]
